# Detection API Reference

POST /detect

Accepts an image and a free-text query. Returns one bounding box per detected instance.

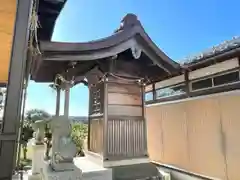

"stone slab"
[156,165,213,180]
[74,156,161,180]
[111,162,161,180]
[84,150,150,168]
[74,157,112,180]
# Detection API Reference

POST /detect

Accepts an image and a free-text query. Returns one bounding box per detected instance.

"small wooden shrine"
[30,13,181,173]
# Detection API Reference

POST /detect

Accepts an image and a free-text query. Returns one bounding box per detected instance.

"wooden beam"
[0,83,7,88]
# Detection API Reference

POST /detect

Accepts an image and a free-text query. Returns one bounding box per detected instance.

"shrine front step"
[74,156,161,180]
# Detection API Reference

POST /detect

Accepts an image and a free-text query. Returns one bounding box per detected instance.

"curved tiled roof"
[181,36,240,65]
[40,13,179,70]
[32,14,182,83]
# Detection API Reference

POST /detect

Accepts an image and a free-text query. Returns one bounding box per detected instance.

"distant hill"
[69,116,88,124]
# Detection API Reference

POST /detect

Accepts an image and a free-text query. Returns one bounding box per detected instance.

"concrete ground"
[12,157,112,180]
[12,171,29,180]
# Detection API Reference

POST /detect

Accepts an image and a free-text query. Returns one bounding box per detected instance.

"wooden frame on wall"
[190,69,240,92]
[145,57,240,105]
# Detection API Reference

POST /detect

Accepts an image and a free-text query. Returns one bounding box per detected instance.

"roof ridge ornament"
[115,13,140,33]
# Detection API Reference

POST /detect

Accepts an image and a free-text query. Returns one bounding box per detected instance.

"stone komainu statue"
[49,116,77,171]
[32,120,46,145]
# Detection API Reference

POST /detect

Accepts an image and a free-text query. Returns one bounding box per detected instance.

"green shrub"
[21,125,34,160]
[71,123,88,156]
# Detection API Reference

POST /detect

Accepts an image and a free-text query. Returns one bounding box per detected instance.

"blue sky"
[25,0,240,116]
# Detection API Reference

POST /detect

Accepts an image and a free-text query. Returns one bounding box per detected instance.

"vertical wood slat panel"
[107,118,146,159]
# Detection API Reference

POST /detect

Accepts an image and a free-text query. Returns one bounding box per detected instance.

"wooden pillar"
[87,82,104,154]
[152,83,156,100]
[55,87,61,116]
[142,84,148,156]
[64,87,70,117]
[87,86,92,151]
[184,69,190,97]
[103,79,108,160]
[0,0,33,178]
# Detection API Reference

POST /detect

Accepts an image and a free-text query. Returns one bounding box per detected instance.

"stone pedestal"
[41,161,82,180]
[28,143,45,180]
